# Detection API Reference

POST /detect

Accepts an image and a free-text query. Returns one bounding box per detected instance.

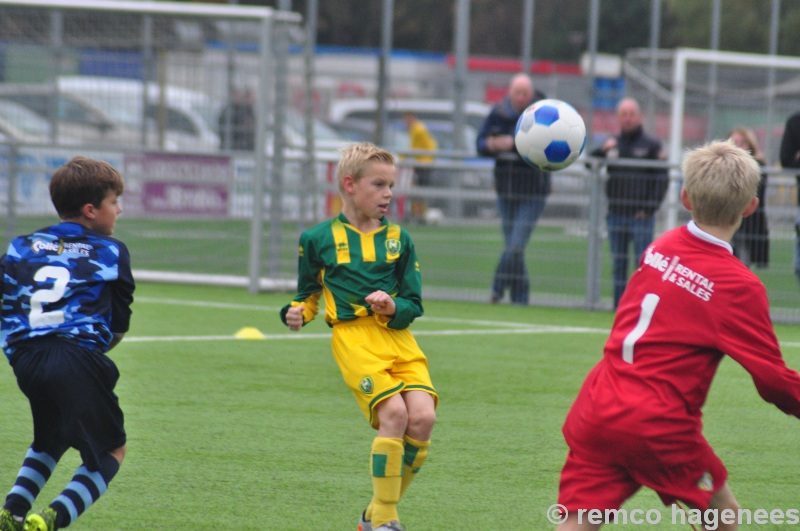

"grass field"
[5,215,800,314]
[2,282,800,529]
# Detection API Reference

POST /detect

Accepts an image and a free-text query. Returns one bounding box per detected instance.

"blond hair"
[682,140,760,227]
[336,142,395,192]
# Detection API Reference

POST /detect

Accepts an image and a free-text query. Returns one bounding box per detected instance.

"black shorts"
[10,338,126,471]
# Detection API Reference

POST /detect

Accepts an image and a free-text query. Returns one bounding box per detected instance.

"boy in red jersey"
[556,140,800,531]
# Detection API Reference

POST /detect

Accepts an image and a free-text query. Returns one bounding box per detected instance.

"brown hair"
[49,156,125,219]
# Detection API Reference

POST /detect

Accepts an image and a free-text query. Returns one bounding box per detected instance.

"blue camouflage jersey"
[0,222,135,359]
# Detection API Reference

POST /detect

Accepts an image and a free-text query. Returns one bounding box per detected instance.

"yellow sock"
[369,437,404,526]
[400,435,430,499]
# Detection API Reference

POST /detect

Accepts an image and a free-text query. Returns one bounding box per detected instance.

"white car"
[328,97,492,133]
[0,97,90,145]
[57,76,220,152]
[0,83,141,147]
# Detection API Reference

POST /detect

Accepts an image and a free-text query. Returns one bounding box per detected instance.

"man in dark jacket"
[476,73,551,305]
[779,111,800,282]
[592,97,667,309]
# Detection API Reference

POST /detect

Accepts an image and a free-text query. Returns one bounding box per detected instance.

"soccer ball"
[514,99,586,171]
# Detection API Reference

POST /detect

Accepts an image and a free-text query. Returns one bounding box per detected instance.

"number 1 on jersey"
[622,293,660,364]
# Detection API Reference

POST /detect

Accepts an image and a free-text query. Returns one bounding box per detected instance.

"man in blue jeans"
[477,73,551,305]
[592,97,667,309]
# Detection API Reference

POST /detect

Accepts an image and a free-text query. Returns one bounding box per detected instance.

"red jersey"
[564,222,800,453]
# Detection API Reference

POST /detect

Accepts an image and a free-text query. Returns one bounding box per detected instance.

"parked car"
[57,76,220,152]
[327,97,492,133]
[59,76,349,156]
[0,97,91,145]
[283,107,350,154]
[0,83,141,147]
[331,113,495,219]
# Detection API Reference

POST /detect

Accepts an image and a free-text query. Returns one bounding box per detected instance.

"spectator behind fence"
[404,112,438,223]
[556,140,800,531]
[218,88,255,151]
[779,110,800,282]
[476,72,551,306]
[591,97,668,309]
[728,127,769,268]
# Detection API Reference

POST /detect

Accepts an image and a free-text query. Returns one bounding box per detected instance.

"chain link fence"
[1,1,800,321]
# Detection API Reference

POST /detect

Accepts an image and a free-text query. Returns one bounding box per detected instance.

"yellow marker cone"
[235,327,266,340]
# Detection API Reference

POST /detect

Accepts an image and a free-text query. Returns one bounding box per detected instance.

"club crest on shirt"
[696,471,714,491]
[385,238,401,256]
[359,376,374,394]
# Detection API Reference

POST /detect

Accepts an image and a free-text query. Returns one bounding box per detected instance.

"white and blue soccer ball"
[514,98,586,171]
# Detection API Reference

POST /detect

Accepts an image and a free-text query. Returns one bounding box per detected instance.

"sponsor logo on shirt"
[31,239,91,256]
[643,247,714,302]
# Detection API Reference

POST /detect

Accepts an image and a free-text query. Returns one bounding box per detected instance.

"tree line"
[226,0,800,63]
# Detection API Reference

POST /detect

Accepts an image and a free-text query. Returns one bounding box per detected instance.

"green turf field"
[6,216,800,314]
[2,282,799,529]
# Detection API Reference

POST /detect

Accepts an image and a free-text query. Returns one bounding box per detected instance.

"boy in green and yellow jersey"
[280,142,437,531]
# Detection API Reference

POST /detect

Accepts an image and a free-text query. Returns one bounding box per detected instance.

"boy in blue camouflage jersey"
[0,157,135,531]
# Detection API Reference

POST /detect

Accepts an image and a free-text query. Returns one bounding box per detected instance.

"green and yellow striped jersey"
[280,213,423,329]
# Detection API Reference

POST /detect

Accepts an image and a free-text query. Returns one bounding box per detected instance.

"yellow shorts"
[331,317,437,428]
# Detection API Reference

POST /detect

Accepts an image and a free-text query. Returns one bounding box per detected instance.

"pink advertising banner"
[123,153,231,217]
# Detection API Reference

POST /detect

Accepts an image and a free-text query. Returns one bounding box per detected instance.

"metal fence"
[2,142,800,322]
[2,1,800,322]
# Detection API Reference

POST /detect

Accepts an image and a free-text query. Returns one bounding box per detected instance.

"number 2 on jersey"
[29,265,70,328]
[622,293,660,364]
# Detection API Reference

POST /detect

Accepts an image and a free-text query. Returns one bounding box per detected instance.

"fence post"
[584,159,604,309]
[4,143,19,247]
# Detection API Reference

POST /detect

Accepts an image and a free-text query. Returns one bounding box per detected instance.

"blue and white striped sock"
[5,447,58,514]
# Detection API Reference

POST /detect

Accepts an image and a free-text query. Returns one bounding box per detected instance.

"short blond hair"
[336,142,395,192]
[682,140,760,226]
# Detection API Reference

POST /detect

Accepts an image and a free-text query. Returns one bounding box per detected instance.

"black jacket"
[779,112,800,205]
[592,125,667,217]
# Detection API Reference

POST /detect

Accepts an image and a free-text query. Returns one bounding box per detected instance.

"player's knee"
[408,406,436,433]
[110,444,127,465]
[376,397,409,431]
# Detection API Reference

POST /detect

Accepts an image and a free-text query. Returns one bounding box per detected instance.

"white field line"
[130,297,800,348]
[128,297,608,342]
[124,326,608,343]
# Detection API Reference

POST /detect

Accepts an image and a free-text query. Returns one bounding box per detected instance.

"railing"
[2,141,798,322]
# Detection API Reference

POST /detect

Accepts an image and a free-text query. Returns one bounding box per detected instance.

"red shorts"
[558,419,728,512]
